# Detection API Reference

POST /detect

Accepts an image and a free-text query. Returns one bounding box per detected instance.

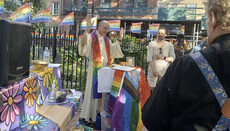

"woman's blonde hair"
[207,0,230,30]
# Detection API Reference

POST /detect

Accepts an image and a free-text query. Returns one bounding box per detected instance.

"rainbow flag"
[56,33,60,39]
[0,0,4,15]
[30,8,50,23]
[81,19,87,30]
[35,32,39,37]
[181,25,185,34]
[60,12,74,26]
[70,34,74,39]
[108,20,120,31]
[130,22,142,34]
[140,38,145,45]
[65,34,74,39]
[46,33,53,38]
[11,3,31,22]
[110,69,150,131]
[81,17,97,30]
[78,35,82,41]
[149,23,160,34]
[31,32,39,37]
[169,39,175,44]
[108,70,125,113]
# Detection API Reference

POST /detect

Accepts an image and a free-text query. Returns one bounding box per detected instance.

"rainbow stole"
[91,30,110,98]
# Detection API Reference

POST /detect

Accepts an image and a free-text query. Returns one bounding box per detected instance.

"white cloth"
[154,60,169,77]
[147,40,175,87]
[78,31,124,122]
[98,67,115,93]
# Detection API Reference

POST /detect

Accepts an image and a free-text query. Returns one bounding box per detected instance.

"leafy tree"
[3,1,21,18]
[4,0,47,30]
[4,1,21,11]
[23,0,47,30]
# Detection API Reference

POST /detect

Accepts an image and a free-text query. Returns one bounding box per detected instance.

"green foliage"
[4,1,21,11]
[3,1,21,18]
[60,46,87,90]
[110,35,119,43]
[30,44,87,90]
[114,35,147,68]
[23,0,47,30]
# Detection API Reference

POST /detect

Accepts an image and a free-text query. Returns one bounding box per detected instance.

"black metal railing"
[30,28,149,91]
[30,29,87,92]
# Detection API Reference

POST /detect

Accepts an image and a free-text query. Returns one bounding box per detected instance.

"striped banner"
[0,0,4,14]
[149,23,160,34]
[130,22,142,34]
[60,12,74,26]
[30,8,50,23]
[108,20,120,31]
[81,17,97,30]
[181,25,185,34]
[11,3,31,22]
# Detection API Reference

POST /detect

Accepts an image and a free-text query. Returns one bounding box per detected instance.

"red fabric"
[91,30,102,65]
[137,67,151,108]
[104,36,110,66]
[91,30,110,66]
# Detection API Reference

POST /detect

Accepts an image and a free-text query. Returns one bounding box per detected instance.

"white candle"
[128,59,133,66]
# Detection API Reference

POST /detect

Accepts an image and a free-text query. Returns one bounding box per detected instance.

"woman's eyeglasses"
[159,48,163,54]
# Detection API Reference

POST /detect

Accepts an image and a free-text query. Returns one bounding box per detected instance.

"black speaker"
[0,19,31,85]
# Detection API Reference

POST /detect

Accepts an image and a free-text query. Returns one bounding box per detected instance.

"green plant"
[114,35,147,68]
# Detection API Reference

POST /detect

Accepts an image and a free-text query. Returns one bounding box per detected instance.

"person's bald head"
[99,20,109,27]
[98,20,110,36]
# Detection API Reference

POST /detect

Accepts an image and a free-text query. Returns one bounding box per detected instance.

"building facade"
[47,0,207,39]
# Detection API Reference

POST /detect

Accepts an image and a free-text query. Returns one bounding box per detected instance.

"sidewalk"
[65,105,82,131]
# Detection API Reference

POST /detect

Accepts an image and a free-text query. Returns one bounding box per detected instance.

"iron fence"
[31,29,87,92]
[30,28,148,91]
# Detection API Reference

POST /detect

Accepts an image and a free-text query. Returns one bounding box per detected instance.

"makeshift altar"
[0,66,82,131]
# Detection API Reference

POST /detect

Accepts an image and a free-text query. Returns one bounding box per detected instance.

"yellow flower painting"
[39,68,54,88]
[24,77,37,108]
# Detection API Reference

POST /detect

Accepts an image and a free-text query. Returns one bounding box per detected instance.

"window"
[136,0,146,8]
[186,4,197,20]
[80,0,88,12]
[52,2,59,15]
[102,0,110,8]
[126,0,134,8]
[126,0,134,13]
[53,27,58,33]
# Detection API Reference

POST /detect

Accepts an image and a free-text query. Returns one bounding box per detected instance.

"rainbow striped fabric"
[108,70,125,113]
[91,30,110,98]
[109,68,151,131]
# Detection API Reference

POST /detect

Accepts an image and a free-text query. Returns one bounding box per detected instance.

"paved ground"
[65,105,82,131]
[64,105,148,131]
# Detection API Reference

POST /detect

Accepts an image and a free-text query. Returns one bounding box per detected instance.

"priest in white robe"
[79,15,124,122]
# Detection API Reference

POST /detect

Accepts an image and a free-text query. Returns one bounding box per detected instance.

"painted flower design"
[39,68,53,88]
[24,77,37,108]
[20,114,48,130]
[0,84,22,126]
